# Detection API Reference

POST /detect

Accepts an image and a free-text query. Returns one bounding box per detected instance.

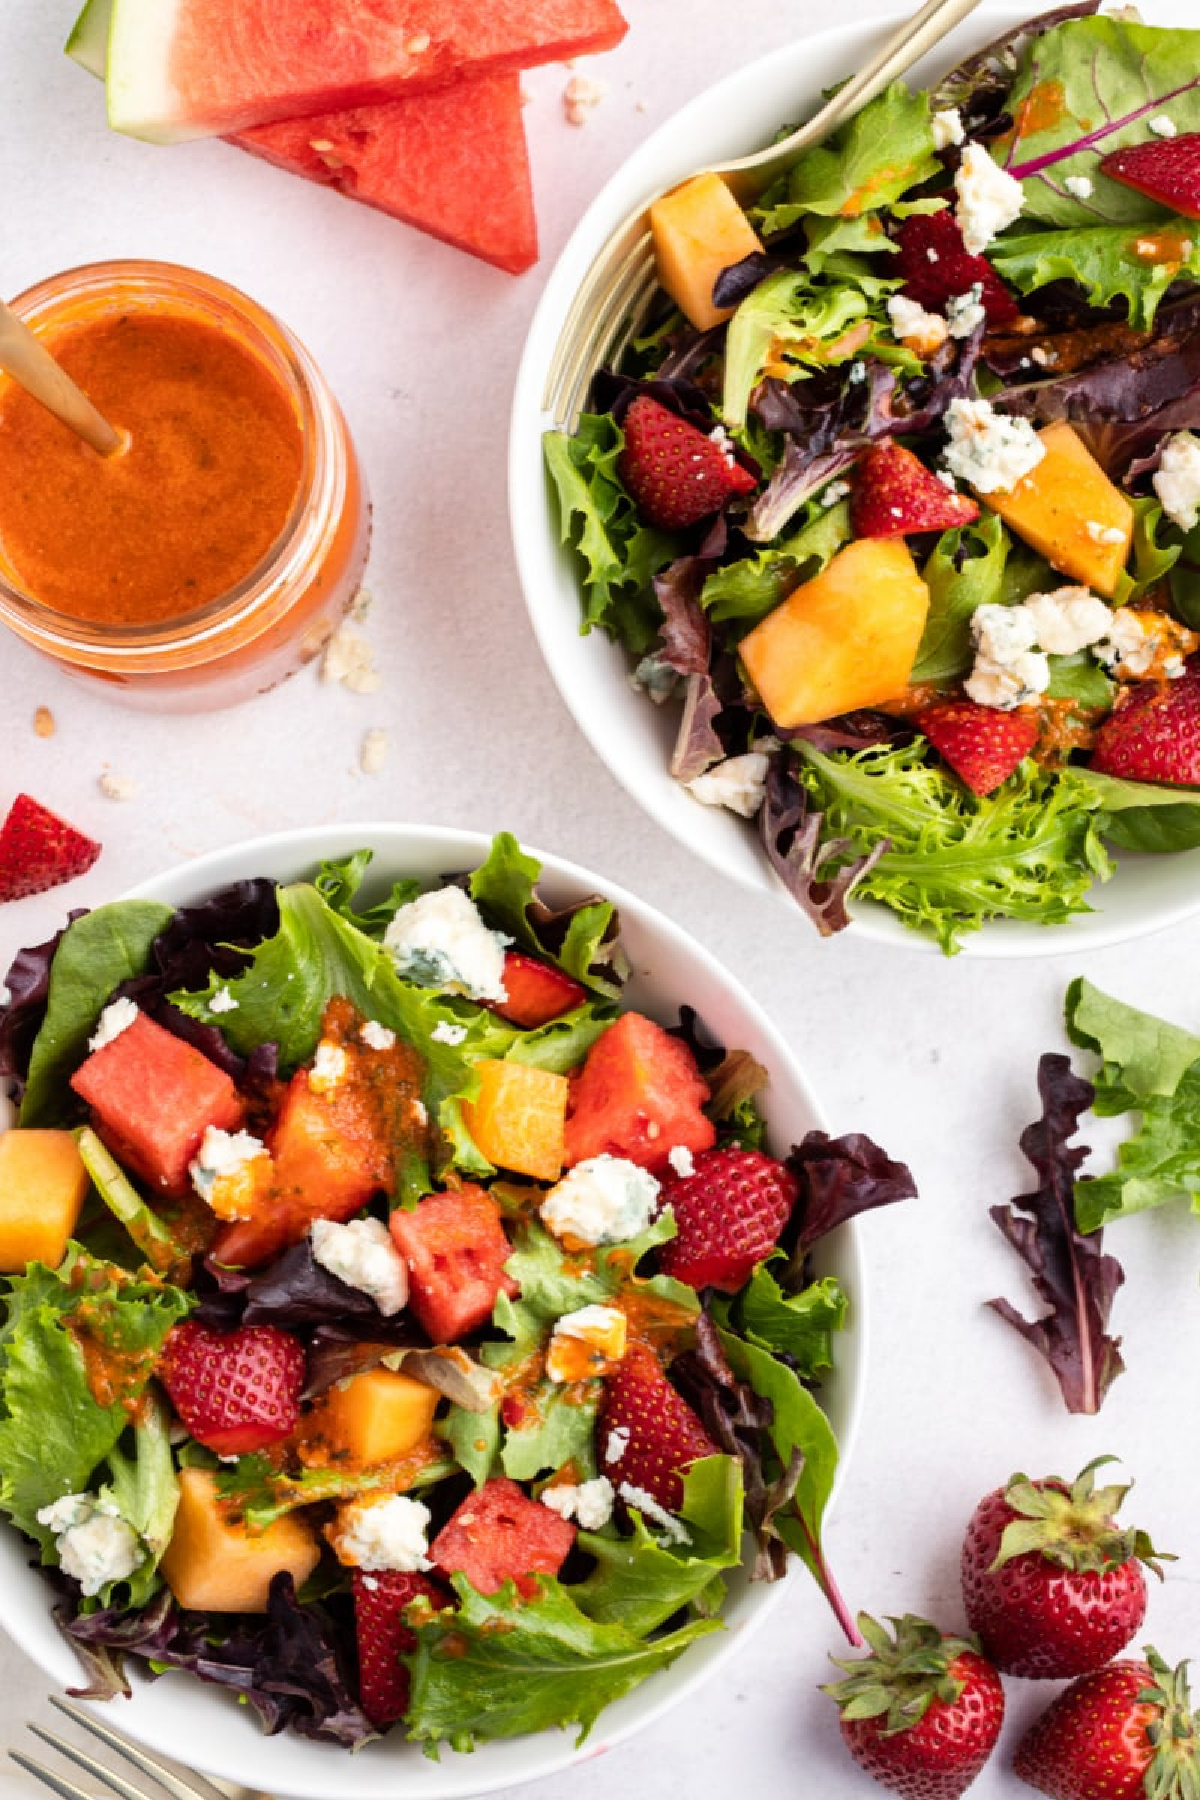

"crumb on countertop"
[33,706,54,738]
[360,727,390,775]
[322,620,382,694]
[98,770,136,802]
[564,75,607,126]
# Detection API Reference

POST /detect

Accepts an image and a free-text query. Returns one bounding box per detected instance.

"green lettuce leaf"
[1114,497,1183,609]
[0,1251,190,1551]
[76,1126,191,1280]
[700,499,851,631]
[468,832,626,999]
[101,1390,179,1607]
[801,213,900,275]
[795,741,1114,953]
[769,80,939,224]
[1002,17,1200,226]
[913,513,1010,684]
[1065,977,1200,1231]
[990,224,1200,331]
[543,415,678,656]
[1074,768,1200,855]
[405,1575,721,1750]
[438,1405,501,1489]
[217,1449,454,1531]
[722,277,872,431]
[732,1264,848,1378]
[313,851,420,938]
[20,900,174,1127]
[1046,652,1115,710]
[573,1455,743,1635]
[500,1382,601,1482]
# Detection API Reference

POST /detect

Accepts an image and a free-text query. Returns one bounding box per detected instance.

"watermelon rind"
[107,0,191,144]
[64,0,110,80]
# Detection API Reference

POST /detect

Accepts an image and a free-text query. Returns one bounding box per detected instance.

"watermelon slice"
[106,0,627,143]
[68,0,536,272]
[234,79,537,275]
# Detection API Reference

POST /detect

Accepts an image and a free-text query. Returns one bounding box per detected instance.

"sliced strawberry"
[158,1320,305,1456]
[483,950,587,1029]
[617,395,756,530]
[0,793,100,903]
[850,442,980,538]
[1101,131,1200,220]
[429,1476,575,1598]
[598,1342,717,1513]
[353,1569,450,1728]
[894,211,1021,327]
[919,699,1039,796]
[657,1147,797,1292]
[1091,659,1200,783]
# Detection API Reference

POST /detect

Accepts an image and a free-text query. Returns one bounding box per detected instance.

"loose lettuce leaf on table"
[794,741,1113,953]
[1001,17,1200,225]
[543,414,679,657]
[405,1575,721,1750]
[1065,976,1200,1232]
[0,1251,190,1557]
[989,1051,1124,1414]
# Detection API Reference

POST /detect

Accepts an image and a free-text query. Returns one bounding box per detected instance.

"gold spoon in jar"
[0,295,123,456]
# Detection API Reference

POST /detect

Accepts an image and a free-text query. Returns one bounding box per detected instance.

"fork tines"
[13,1696,231,1800]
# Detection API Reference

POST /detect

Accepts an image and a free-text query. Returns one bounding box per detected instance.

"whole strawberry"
[918,699,1039,796]
[618,394,756,529]
[598,1342,717,1512]
[158,1319,305,1456]
[961,1458,1166,1680]
[657,1146,798,1292]
[1091,659,1200,784]
[823,1613,1004,1799]
[1014,1648,1200,1800]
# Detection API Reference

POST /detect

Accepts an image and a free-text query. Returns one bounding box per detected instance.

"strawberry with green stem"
[1015,1648,1200,1800]
[824,1612,1004,1799]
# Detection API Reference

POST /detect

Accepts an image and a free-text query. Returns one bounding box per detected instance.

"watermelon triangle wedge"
[106,0,627,143]
[68,0,537,272]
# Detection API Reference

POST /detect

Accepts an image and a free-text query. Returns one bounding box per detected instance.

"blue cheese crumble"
[384,886,508,1003]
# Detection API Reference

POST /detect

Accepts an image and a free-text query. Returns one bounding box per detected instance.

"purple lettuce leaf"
[989,1051,1125,1415]
[654,558,712,678]
[54,1585,178,1700]
[671,674,726,782]
[785,1130,918,1266]
[929,1,1099,128]
[0,916,79,1102]
[786,711,913,755]
[758,756,888,937]
[711,252,793,310]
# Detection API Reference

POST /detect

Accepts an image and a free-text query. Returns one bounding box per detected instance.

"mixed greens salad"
[0,834,913,1753]
[547,1,1200,952]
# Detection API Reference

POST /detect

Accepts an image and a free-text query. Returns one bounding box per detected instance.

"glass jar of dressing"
[0,260,370,710]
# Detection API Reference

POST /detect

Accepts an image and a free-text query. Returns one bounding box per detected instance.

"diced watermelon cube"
[70,1009,243,1198]
[429,1476,574,1598]
[234,74,538,275]
[389,1183,517,1343]
[563,1013,715,1178]
[483,950,588,1028]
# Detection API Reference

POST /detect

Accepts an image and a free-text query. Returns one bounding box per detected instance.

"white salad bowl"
[0,822,865,1800]
[510,0,1200,959]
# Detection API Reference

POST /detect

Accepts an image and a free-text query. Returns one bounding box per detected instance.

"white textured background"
[2,1,1200,1795]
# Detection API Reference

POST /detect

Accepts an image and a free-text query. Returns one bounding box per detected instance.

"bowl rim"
[0,820,866,1800]
[508,0,1200,962]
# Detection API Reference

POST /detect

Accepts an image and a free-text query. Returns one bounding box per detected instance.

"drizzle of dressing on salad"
[67,1296,164,1417]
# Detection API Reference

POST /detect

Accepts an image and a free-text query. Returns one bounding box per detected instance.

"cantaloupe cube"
[984,422,1133,598]
[0,1130,90,1273]
[740,537,931,727]
[650,173,763,331]
[160,1468,320,1613]
[462,1060,567,1181]
[315,1367,440,1466]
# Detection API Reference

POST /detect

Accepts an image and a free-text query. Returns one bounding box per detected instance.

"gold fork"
[12,1696,270,1800]
[542,0,983,432]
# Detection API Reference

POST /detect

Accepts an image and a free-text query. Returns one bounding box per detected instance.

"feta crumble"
[308,1040,348,1093]
[1153,432,1200,533]
[88,996,139,1053]
[360,727,390,775]
[684,751,770,819]
[1022,588,1114,656]
[886,293,949,358]
[954,142,1024,254]
[384,886,508,1003]
[1148,114,1177,138]
[931,106,965,150]
[98,771,135,802]
[604,1425,631,1465]
[667,1144,696,1179]
[360,1019,396,1051]
[943,397,1045,494]
[540,1155,660,1248]
[564,74,607,125]
[1063,174,1094,200]
[37,1493,141,1597]
[821,479,851,506]
[617,1482,692,1545]
[546,1303,627,1383]
[431,1019,468,1046]
[328,1494,432,1572]
[1086,520,1127,547]
[321,622,382,694]
[311,1216,408,1314]
[541,1477,615,1531]
[209,986,238,1014]
[945,284,986,340]
[962,587,1169,709]
[189,1127,269,1216]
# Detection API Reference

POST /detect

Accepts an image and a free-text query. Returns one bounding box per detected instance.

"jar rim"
[0,258,330,656]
